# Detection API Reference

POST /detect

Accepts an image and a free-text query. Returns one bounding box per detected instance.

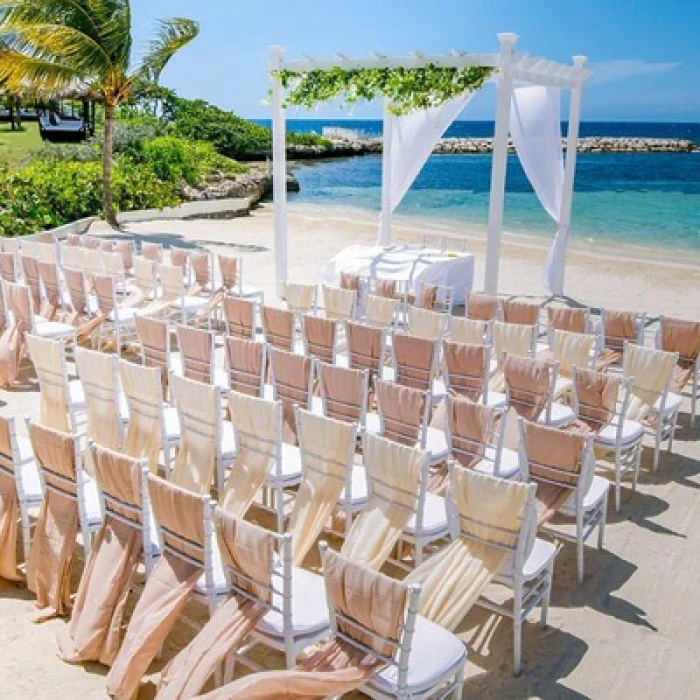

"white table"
[321,245,475,303]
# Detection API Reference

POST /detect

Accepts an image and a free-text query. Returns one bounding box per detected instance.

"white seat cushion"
[561,474,610,514]
[172,296,209,311]
[18,455,43,501]
[498,537,556,580]
[263,383,274,401]
[238,284,263,299]
[423,427,448,462]
[220,421,237,461]
[371,615,466,695]
[34,320,75,339]
[337,464,368,506]
[652,392,683,415]
[473,446,520,479]
[68,379,86,410]
[255,565,329,639]
[195,538,229,594]
[553,376,573,399]
[108,307,138,323]
[163,406,181,441]
[83,477,103,527]
[406,493,448,537]
[538,402,575,427]
[365,412,381,435]
[432,377,446,397]
[269,443,303,484]
[595,419,644,446]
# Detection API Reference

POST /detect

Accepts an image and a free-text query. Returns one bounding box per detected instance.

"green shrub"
[0,160,182,237]
[162,96,330,159]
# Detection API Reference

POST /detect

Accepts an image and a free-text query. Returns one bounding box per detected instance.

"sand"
[1,202,699,699]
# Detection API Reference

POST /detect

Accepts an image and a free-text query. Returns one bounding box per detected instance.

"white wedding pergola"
[269,33,591,297]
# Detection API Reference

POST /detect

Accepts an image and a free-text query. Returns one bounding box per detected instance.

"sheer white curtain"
[509,84,567,294]
[378,93,474,244]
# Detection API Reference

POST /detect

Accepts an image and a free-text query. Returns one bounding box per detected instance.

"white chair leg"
[653,421,663,471]
[453,666,464,699]
[614,449,622,512]
[541,566,554,627]
[577,511,585,585]
[20,502,31,562]
[275,484,284,533]
[597,493,608,550]
[513,579,523,676]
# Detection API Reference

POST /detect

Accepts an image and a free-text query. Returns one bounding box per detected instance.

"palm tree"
[0,2,199,226]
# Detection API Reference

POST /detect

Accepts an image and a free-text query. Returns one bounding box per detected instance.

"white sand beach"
[1,203,699,699]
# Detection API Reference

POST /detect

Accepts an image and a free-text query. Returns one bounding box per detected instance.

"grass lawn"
[0,122,44,166]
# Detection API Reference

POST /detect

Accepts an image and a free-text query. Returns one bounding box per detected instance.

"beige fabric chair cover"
[623,345,678,421]
[365,294,397,328]
[190,251,212,296]
[26,423,79,621]
[444,341,488,401]
[340,271,360,291]
[262,305,294,351]
[218,255,239,290]
[120,361,165,471]
[106,477,205,700]
[26,334,71,431]
[393,333,435,391]
[170,247,189,268]
[0,282,6,333]
[467,291,499,321]
[138,263,182,317]
[220,391,278,515]
[503,355,551,421]
[21,255,42,312]
[661,316,700,391]
[224,295,255,339]
[0,281,32,386]
[406,467,533,630]
[84,236,101,250]
[177,324,213,384]
[376,379,425,446]
[289,410,356,564]
[225,337,265,397]
[64,267,89,317]
[83,248,103,284]
[170,374,219,494]
[136,314,169,396]
[0,419,22,582]
[114,240,134,271]
[318,362,365,424]
[198,550,408,700]
[342,434,427,569]
[573,368,620,432]
[65,233,81,246]
[61,246,86,271]
[141,242,163,262]
[548,306,588,333]
[373,278,397,299]
[285,283,316,313]
[271,349,312,444]
[103,251,125,277]
[75,347,122,454]
[407,306,446,341]
[447,395,494,469]
[493,321,534,359]
[419,283,439,310]
[450,317,488,345]
[346,321,383,376]
[155,512,275,699]
[37,260,61,320]
[503,299,540,326]
[521,420,585,524]
[57,446,144,665]
[599,309,639,367]
[304,315,336,363]
[323,286,356,322]
[552,330,596,378]
[133,255,156,294]
[100,240,115,252]
[0,252,17,282]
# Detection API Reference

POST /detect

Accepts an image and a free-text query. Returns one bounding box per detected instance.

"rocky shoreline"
[288,135,698,157]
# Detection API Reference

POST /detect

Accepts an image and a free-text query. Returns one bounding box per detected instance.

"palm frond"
[0,49,84,95]
[136,17,199,84]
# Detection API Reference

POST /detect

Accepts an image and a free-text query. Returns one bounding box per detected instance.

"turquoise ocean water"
[256,120,700,255]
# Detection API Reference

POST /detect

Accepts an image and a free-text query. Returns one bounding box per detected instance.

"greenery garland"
[275,64,495,115]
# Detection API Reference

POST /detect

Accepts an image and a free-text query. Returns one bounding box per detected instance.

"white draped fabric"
[509,84,567,294]
[378,93,475,243]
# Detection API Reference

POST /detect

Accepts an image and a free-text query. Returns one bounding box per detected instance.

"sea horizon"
[254,118,700,254]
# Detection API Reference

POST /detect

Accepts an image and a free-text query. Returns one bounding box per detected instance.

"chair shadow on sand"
[455,607,589,699]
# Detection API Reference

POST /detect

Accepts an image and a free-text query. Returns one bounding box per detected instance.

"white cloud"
[589,59,681,85]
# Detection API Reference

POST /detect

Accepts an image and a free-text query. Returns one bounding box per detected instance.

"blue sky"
[132,0,700,122]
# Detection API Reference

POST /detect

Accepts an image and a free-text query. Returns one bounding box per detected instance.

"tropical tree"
[0,2,199,226]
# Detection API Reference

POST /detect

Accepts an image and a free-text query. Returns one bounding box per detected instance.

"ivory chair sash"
[57,445,154,666]
[285,283,317,315]
[27,422,102,620]
[365,293,398,329]
[407,306,449,342]
[549,329,597,398]
[0,282,31,385]
[132,255,158,300]
[322,285,356,323]
[289,408,359,564]
[449,317,490,345]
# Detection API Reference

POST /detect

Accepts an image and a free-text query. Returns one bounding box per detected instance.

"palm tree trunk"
[102,100,119,228]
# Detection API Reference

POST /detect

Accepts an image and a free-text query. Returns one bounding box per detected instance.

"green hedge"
[0,160,182,237]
